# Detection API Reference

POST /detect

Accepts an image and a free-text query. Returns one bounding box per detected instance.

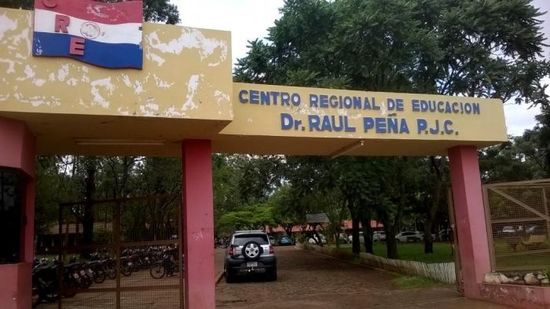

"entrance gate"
[0,6,515,309]
[40,195,184,309]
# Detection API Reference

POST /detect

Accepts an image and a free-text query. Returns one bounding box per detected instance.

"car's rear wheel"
[242,241,263,261]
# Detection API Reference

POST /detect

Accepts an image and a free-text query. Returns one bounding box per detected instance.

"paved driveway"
[215,246,509,309]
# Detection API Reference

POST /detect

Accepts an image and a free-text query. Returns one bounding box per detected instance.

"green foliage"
[480,142,536,182]
[236,0,549,105]
[479,117,550,182]
[217,203,275,235]
[337,242,454,264]
[0,0,32,9]
[235,155,286,205]
[212,154,286,235]
[142,0,180,24]
[213,154,242,215]
[35,156,79,233]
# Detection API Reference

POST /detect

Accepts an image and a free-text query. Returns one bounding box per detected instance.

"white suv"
[395,231,423,242]
[373,231,386,241]
[224,230,277,282]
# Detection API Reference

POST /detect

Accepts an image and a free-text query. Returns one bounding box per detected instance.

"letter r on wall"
[55,14,70,33]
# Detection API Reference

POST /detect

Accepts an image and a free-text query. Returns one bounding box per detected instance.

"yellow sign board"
[222,83,507,143]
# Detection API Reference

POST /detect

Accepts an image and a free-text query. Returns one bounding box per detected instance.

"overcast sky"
[176,0,549,136]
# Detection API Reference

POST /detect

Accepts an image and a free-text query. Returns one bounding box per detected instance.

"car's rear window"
[233,234,269,246]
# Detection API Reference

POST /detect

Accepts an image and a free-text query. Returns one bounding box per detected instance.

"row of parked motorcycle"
[32,246,181,307]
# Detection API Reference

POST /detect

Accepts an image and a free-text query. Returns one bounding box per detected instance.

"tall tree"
[0,0,32,9]
[235,0,549,259]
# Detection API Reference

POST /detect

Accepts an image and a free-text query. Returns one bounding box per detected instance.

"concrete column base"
[481,284,550,309]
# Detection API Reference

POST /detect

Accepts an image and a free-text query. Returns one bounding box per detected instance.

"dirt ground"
[37,246,509,308]
[38,266,183,309]
[215,246,509,309]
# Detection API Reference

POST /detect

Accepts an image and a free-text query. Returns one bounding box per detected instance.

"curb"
[215,271,224,285]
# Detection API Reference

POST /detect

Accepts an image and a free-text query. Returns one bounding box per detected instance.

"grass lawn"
[333,241,455,264]
[493,238,550,270]
[496,253,550,270]
[392,275,443,289]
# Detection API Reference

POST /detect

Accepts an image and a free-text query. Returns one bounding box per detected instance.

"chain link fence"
[35,195,183,309]
[484,180,550,272]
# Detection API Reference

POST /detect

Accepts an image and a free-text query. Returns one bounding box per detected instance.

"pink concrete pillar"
[0,117,35,309]
[448,145,491,299]
[181,140,215,309]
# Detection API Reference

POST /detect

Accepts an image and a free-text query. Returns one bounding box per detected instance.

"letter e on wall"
[70,37,85,55]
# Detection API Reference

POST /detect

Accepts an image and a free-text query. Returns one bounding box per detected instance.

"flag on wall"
[32,0,143,69]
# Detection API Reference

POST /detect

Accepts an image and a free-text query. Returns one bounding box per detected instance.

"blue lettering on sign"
[249,90,259,104]
[239,89,301,106]
[281,92,290,106]
[375,118,386,133]
[291,93,301,106]
[363,117,409,134]
[308,94,381,110]
[309,115,320,131]
[444,120,453,134]
[308,115,356,132]
[417,119,428,134]
[411,99,481,115]
[321,116,332,131]
[320,95,329,108]
[271,92,280,104]
[239,90,248,103]
[260,91,270,105]
[281,113,294,130]
[400,119,410,134]
[430,120,440,134]
[310,94,319,107]
[387,98,404,111]
[240,89,478,137]
[417,118,455,135]
[364,117,374,132]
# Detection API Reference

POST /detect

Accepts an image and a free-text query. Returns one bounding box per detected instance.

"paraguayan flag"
[32,0,143,69]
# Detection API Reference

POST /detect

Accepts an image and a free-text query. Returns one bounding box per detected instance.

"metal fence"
[483,180,550,272]
[35,195,183,309]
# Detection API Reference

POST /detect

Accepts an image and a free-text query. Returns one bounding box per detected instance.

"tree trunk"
[424,156,444,254]
[360,211,373,254]
[351,217,360,256]
[82,158,97,258]
[384,224,399,259]
[424,219,434,254]
[284,224,292,238]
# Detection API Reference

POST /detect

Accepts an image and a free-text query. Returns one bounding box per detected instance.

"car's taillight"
[269,245,274,254]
